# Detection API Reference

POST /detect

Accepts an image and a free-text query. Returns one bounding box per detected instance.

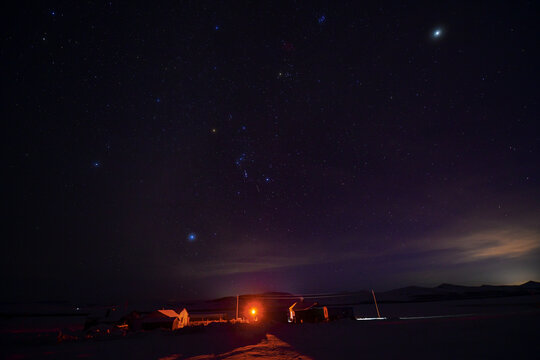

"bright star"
[432,28,443,39]
[92,161,101,168]
[187,233,197,242]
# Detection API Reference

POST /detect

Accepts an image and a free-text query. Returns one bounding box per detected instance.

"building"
[141,309,189,330]
[289,302,329,323]
[263,308,289,323]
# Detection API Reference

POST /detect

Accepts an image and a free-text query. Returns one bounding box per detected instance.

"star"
[92,161,101,168]
[318,15,326,24]
[235,153,246,166]
[432,28,443,39]
[187,233,197,242]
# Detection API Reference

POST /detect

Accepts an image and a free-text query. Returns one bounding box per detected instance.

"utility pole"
[236,295,239,320]
[371,289,381,318]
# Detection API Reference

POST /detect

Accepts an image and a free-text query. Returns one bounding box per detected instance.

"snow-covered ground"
[2,295,540,359]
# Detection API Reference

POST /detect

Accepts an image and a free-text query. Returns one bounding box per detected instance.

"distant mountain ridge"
[194,281,540,309]
[4,282,538,316]
[520,280,540,289]
[376,281,540,303]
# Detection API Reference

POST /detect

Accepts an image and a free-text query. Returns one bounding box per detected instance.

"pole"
[371,289,381,318]
[236,295,239,320]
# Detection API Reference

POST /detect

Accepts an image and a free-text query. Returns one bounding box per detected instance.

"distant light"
[215,25,220,30]
[318,15,326,24]
[251,308,256,315]
[265,177,270,183]
[187,233,197,242]
[93,161,101,168]
[51,11,56,16]
[156,97,161,103]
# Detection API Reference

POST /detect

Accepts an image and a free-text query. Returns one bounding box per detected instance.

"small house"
[142,308,189,330]
[289,302,329,323]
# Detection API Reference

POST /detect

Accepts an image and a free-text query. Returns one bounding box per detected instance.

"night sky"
[3,1,539,303]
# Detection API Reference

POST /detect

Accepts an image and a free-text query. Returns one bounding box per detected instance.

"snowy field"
[2,295,539,359]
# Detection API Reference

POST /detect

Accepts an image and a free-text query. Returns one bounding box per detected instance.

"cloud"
[170,216,540,282]
[173,235,376,279]
[186,256,313,278]
[173,237,338,278]
[422,227,540,263]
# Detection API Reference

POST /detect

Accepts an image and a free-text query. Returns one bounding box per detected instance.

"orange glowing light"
[251,308,257,315]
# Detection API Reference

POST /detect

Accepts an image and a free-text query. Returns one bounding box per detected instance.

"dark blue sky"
[3,1,539,302]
